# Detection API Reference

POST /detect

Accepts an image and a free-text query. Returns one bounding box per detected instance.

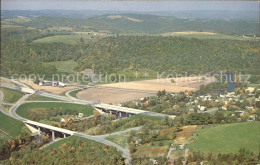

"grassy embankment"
[1,88,24,103]
[0,111,24,137]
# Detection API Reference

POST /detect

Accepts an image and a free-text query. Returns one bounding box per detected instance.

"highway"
[0,80,138,164]
[0,78,175,164]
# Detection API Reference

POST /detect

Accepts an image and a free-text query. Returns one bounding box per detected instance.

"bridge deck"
[24,120,75,135]
[94,103,146,114]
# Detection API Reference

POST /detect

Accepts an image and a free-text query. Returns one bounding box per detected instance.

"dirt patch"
[134,146,168,158]
[99,77,215,93]
[29,108,49,115]
[162,31,217,36]
[107,15,142,22]
[108,15,123,19]
[174,125,197,144]
[78,77,215,105]
[20,80,77,94]
[77,88,154,105]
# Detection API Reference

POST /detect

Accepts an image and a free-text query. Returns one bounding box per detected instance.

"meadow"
[44,60,77,73]
[33,33,109,45]
[16,102,94,119]
[189,122,260,154]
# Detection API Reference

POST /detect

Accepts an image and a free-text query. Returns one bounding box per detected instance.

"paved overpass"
[94,103,173,118]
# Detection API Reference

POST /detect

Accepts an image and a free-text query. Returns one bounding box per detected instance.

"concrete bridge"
[24,120,74,140]
[94,103,173,118]
[94,103,146,118]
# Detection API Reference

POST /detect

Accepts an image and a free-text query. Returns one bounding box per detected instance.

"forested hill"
[5,14,259,35]
[76,36,259,75]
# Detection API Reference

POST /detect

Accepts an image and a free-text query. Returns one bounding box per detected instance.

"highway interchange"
[0,78,172,164]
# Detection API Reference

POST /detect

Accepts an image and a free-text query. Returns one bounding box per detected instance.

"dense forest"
[0,136,125,165]
[1,15,259,78]
[77,36,259,75]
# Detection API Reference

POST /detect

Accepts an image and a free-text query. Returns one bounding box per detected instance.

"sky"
[1,0,259,11]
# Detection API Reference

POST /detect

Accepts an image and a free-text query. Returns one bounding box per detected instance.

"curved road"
[1,81,140,164]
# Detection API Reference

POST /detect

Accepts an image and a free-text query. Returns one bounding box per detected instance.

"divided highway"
[0,78,174,164]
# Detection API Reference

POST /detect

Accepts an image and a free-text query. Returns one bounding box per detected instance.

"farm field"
[20,80,77,94]
[16,102,94,119]
[98,77,215,93]
[44,60,77,73]
[174,125,197,144]
[77,87,154,104]
[161,31,260,41]
[0,88,24,104]
[133,145,169,158]
[189,122,260,154]
[33,33,109,45]
[77,76,215,104]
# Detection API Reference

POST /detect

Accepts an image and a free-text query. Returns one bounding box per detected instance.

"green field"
[1,88,24,103]
[189,122,260,154]
[0,111,24,137]
[44,60,77,73]
[111,115,162,133]
[161,32,259,41]
[43,135,98,151]
[26,94,60,101]
[69,90,79,98]
[106,132,131,148]
[16,102,94,119]
[33,34,108,45]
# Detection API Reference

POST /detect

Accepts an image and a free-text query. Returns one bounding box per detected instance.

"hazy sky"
[2,0,259,11]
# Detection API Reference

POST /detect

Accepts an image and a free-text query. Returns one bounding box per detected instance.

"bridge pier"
[38,127,41,135]
[51,130,55,140]
[119,112,122,118]
[63,133,66,138]
[129,113,132,117]
[110,110,112,115]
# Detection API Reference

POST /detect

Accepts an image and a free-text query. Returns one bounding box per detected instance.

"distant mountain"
[149,10,259,20]
[1,10,259,20]
[2,12,259,35]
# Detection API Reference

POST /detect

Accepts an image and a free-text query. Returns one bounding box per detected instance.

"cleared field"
[189,122,260,154]
[77,88,154,104]
[174,125,197,144]
[133,146,168,158]
[99,77,214,93]
[33,33,109,45]
[1,88,24,103]
[21,80,77,94]
[0,111,24,137]
[16,102,94,119]
[77,77,214,104]
[162,31,259,41]
[44,60,77,73]
[106,132,131,148]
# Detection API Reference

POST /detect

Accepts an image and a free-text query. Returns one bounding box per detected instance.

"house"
[246,87,255,93]
[78,113,84,118]
[198,105,206,111]
[222,104,227,110]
